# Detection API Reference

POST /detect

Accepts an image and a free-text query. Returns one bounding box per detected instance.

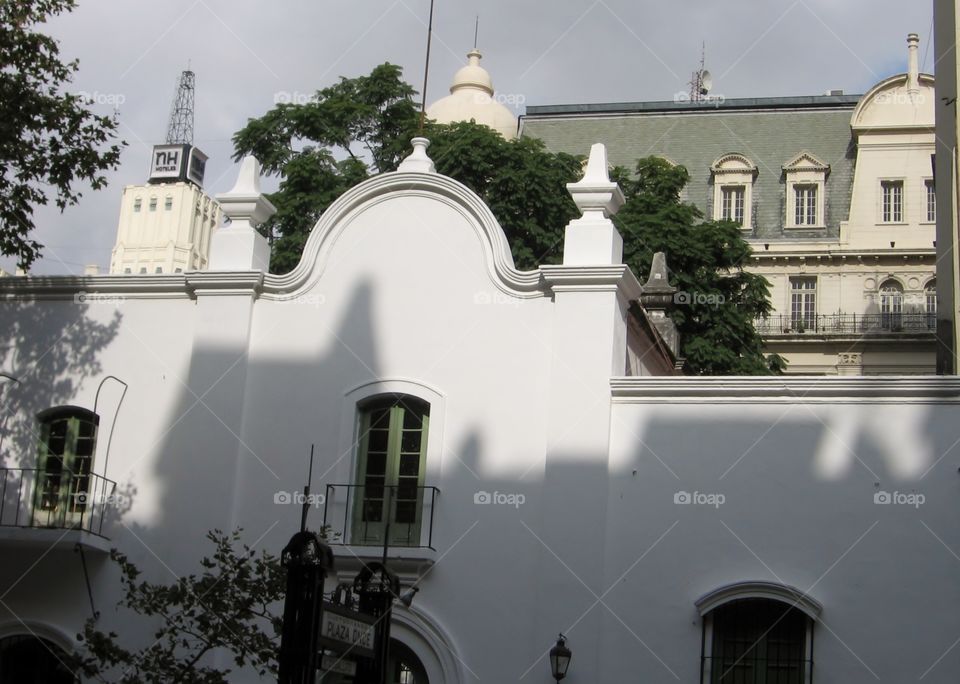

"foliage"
[0,0,124,268]
[71,529,285,683]
[614,157,785,374]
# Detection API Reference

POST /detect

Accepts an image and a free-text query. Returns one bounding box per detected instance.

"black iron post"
[278,530,334,684]
[352,562,400,684]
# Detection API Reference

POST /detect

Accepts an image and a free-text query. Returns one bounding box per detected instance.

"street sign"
[318,603,376,659]
[320,653,357,677]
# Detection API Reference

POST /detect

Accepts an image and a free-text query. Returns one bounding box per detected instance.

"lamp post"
[277,530,334,684]
[351,562,419,684]
[549,634,572,682]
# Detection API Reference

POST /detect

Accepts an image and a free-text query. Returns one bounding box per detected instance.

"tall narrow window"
[352,396,429,547]
[794,185,817,226]
[164,196,173,211]
[148,197,158,212]
[790,277,817,331]
[721,186,745,225]
[133,198,142,213]
[881,181,904,223]
[925,180,936,222]
[35,407,98,526]
[926,280,937,330]
[880,280,903,330]
[706,599,812,684]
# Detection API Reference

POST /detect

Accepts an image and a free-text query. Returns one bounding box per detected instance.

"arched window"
[0,634,76,683]
[352,396,429,547]
[925,280,937,330]
[704,598,812,684]
[35,407,99,527]
[389,640,429,684]
[879,280,903,330]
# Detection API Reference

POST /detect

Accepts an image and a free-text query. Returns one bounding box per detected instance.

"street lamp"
[549,634,571,682]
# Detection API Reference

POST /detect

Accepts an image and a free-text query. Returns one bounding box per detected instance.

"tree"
[232,64,781,374]
[71,529,285,683]
[613,157,784,374]
[0,0,124,268]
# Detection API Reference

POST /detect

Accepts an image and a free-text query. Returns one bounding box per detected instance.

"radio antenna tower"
[165,69,195,145]
[688,43,713,103]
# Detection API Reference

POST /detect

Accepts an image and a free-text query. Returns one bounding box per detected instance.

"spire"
[907,33,920,94]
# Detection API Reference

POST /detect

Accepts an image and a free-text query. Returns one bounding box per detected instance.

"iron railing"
[322,483,439,550]
[755,313,936,336]
[0,467,117,538]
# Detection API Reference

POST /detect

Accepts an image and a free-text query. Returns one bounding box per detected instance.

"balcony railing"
[755,313,936,336]
[322,483,439,550]
[0,467,117,538]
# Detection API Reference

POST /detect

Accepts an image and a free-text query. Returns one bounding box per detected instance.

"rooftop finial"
[398,137,436,173]
[907,33,920,94]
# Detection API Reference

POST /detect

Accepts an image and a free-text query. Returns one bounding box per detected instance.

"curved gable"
[851,73,935,132]
[261,169,544,300]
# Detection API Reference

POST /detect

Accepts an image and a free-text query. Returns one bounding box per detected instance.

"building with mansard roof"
[521,34,936,375]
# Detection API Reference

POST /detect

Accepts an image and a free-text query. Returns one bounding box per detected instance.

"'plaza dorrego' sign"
[318,603,376,659]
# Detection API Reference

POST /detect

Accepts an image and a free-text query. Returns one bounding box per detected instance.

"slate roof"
[520,95,861,240]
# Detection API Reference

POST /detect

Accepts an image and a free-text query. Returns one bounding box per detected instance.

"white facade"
[426,49,518,139]
[109,181,221,275]
[1,142,958,682]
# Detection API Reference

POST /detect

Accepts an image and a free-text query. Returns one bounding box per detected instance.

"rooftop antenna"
[417,0,437,133]
[474,15,479,49]
[689,42,712,103]
[165,68,195,145]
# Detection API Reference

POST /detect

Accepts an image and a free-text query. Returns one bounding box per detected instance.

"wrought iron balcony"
[0,467,117,538]
[755,313,936,336]
[322,483,439,550]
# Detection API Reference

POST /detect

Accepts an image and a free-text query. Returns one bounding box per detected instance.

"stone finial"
[397,137,436,173]
[566,143,625,219]
[639,252,680,356]
[211,155,275,271]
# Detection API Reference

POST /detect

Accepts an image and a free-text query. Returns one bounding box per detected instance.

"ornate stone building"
[522,35,936,375]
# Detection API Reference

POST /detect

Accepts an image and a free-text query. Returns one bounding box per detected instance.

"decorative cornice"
[540,264,642,300]
[185,271,264,297]
[0,274,192,300]
[610,376,960,403]
[695,581,823,619]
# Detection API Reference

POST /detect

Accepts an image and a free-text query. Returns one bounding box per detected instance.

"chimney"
[907,33,920,94]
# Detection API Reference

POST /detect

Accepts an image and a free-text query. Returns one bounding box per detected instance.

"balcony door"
[789,277,817,331]
[880,281,903,330]
[352,397,429,548]
[34,407,98,528]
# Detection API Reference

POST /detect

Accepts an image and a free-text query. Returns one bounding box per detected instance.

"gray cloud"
[4,0,932,275]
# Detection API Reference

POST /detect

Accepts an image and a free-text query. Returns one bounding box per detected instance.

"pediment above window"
[710,153,758,176]
[783,151,830,175]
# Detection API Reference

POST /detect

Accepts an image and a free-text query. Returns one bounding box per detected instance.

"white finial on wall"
[398,137,436,173]
[562,143,626,265]
[210,155,276,271]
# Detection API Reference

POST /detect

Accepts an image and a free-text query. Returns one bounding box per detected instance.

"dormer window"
[711,154,758,231]
[783,152,829,229]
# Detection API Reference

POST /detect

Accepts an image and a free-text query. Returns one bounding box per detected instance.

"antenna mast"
[688,43,710,103]
[165,69,195,145]
[417,0,437,133]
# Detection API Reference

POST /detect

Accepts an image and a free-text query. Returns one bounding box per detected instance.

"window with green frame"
[352,396,429,547]
[34,407,99,526]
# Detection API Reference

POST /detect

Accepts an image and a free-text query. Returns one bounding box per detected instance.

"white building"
[109,145,221,275]
[0,140,958,683]
[426,49,518,139]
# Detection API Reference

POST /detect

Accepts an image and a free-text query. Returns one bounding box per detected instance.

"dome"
[426,49,518,139]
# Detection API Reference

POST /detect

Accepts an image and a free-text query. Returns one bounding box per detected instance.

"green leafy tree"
[614,157,785,374]
[71,529,285,683]
[0,0,124,268]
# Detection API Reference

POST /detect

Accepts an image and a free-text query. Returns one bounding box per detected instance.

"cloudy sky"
[5,0,934,275]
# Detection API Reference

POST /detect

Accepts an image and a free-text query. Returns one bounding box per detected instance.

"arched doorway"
[319,639,429,683]
[0,634,76,683]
